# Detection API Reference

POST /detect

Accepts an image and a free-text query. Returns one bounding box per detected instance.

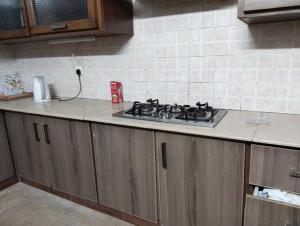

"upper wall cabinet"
[0,0,30,40]
[1,0,133,42]
[25,0,98,35]
[238,0,300,23]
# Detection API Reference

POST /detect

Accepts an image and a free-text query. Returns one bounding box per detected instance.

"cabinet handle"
[33,123,40,142]
[43,124,50,144]
[51,24,68,30]
[20,7,25,28]
[162,143,167,169]
[289,169,300,178]
[28,0,37,26]
[285,224,293,226]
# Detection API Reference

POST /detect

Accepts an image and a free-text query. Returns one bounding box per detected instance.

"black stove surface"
[114,99,228,128]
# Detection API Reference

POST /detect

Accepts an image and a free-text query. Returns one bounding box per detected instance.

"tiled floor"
[0,183,134,226]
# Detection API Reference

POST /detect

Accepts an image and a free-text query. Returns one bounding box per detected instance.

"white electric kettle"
[33,76,51,103]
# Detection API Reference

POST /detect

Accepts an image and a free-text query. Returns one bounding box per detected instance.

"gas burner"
[126,99,164,117]
[115,100,228,128]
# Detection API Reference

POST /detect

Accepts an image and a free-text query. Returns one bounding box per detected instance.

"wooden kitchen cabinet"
[250,144,300,195]
[238,0,300,23]
[156,132,245,226]
[5,112,97,201]
[41,117,97,202]
[0,112,14,182]
[1,0,133,42]
[25,0,98,35]
[0,0,30,40]
[244,195,300,226]
[92,124,157,222]
[5,112,51,187]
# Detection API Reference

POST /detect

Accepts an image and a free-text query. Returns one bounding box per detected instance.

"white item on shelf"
[33,76,51,103]
[255,186,300,206]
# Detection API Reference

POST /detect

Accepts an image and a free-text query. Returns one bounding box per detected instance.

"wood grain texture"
[238,0,300,24]
[102,0,133,35]
[25,0,98,35]
[244,195,300,226]
[4,112,50,187]
[156,132,245,226]
[0,112,14,182]
[0,92,33,101]
[0,0,30,40]
[244,0,300,11]
[92,124,157,223]
[250,144,300,195]
[41,117,97,202]
[0,176,19,191]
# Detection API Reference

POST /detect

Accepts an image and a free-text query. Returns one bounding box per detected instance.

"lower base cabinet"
[92,124,157,222]
[5,112,51,187]
[244,196,300,226]
[42,117,97,202]
[3,111,247,225]
[5,112,97,202]
[0,112,14,182]
[156,132,245,226]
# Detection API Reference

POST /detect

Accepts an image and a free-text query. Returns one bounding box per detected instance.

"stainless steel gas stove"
[113,99,228,128]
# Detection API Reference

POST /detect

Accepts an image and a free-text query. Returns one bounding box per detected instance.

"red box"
[110,81,123,104]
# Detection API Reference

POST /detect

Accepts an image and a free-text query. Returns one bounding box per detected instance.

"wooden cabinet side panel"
[102,0,133,34]
[0,112,14,181]
[93,124,157,222]
[5,112,50,186]
[42,117,97,202]
[156,132,245,226]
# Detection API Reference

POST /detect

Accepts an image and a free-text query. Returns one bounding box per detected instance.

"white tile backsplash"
[1,0,300,114]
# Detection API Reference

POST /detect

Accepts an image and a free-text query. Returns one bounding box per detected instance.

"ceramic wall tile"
[1,0,300,114]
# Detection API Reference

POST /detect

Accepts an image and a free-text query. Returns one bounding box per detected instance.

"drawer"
[244,195,300,226]
[250,145,300,194]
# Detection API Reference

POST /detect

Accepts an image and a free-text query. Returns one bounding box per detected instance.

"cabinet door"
[0,0,30,40]
[0,112,14,182]
[25,0,98,35]
[92,124,157,222]
[5,112,50,186]
[42,117,97,202]
[244,195,300,226]
[243,0,300,11]
[156,132,245,226]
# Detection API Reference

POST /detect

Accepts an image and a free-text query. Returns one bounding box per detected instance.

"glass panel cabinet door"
[0,0,30,40]
[25,0,98,35]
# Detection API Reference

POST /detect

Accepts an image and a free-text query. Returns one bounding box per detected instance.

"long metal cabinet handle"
[43,124,50,144]
[33,123,40,142]
[20,7,25,27]
[51,24,68,30]
[162,143,167,169]
[289,169,300,178]
[285,224,293,226]
[28,0,37,25]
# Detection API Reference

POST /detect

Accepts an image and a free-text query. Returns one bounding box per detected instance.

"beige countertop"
[0,98,299,148]
[253,112,300,149]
